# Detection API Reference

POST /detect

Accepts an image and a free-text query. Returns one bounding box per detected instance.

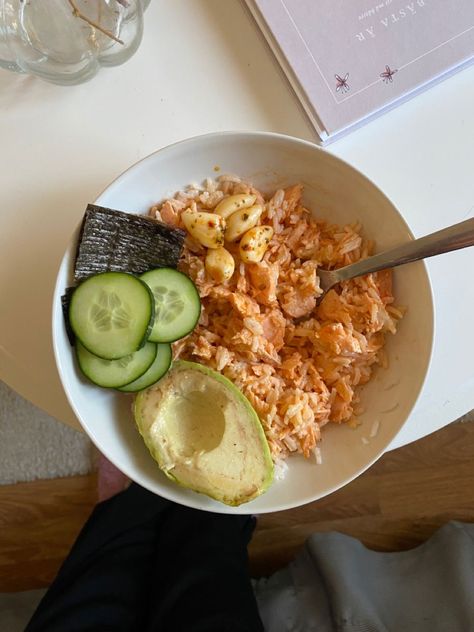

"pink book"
[245,0,474,142]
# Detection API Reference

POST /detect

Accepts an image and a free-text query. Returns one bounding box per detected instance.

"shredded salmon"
[150,176,402,463]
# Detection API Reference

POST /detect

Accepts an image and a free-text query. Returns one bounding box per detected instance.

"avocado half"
[133,360,274,506]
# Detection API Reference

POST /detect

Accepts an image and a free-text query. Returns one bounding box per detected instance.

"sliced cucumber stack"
[68,266,202,393]
[76,341,157,388]
[69,272,154,360]
[118,343,172,392]
[140,268,201,343]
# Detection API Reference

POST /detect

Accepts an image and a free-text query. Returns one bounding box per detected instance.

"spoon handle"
[335,217,474,282]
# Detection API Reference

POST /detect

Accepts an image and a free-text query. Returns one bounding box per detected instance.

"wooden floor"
[1,421,473,591]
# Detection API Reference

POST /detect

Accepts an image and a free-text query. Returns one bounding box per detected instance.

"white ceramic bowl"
[52,132,434,514]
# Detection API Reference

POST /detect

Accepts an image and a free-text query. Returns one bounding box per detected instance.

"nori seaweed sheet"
[61,286,76,346]
[74,204,186,282]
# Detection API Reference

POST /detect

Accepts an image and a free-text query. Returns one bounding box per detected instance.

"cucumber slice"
[118,343,172,392]
[69,272,154,360]
[140,268,200,343]
[76,341,157,388]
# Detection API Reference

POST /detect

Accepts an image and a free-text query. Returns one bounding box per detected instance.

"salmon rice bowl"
[149,174,404,473]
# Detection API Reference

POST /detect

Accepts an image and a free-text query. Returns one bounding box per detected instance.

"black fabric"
[25,483,263,632]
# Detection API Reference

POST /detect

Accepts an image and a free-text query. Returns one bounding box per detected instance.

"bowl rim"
[52,130,435,513]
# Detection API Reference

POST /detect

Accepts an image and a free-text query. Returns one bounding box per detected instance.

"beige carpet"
[0,380,93,484]
[0,589,46,632]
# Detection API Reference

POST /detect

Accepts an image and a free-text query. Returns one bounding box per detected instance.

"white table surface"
[1,0,473,451]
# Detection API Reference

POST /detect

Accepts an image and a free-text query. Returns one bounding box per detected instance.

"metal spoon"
[317,217,474,297]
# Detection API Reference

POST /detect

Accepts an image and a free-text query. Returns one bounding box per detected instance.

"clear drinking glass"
[0,0,149,85]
